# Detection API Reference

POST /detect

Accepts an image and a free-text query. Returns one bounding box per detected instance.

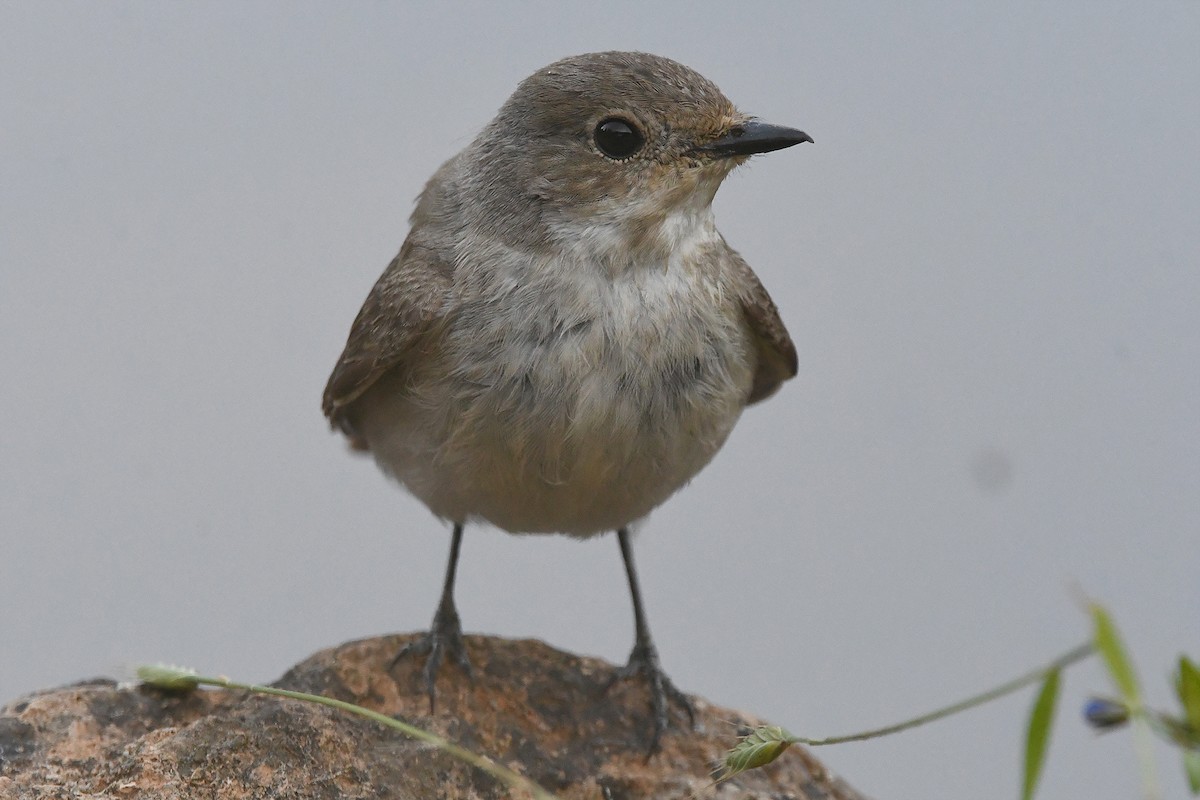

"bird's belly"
[354,280,756,535]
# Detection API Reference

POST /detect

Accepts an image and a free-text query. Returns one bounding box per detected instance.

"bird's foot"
[607,640,697,755]
[389,603,473,713]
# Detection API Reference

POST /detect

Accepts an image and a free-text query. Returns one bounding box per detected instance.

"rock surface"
[0,635,867,799]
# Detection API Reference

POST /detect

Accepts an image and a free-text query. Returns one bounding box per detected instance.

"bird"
[322,50,810,752]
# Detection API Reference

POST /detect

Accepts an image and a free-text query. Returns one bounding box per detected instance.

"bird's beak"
[695,121,813,157]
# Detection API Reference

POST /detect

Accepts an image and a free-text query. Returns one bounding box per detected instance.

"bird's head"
[467,51,811,266]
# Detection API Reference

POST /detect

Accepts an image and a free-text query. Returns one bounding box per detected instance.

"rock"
[0,635,866,799]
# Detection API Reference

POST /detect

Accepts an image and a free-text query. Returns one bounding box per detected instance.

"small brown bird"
[323,51,810,751]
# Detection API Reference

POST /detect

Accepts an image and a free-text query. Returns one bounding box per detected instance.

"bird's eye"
[594,118,645,159]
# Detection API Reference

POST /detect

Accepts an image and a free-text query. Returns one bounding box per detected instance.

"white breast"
[355,212,756,536]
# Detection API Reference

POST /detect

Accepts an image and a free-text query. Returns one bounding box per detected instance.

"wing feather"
[321,238,453,437]
[730,252,797,405]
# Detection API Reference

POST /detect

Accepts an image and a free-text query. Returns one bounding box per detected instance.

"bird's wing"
[322,238,454,439]
[733,253,797,405]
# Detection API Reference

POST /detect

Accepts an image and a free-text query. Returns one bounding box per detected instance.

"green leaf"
[136,663,200,691]
[1089,603,1140,706]
[1177,656,1200,735]
[718,726,795,780]
[1021,667,1060,800]
[1184,750,1200,794]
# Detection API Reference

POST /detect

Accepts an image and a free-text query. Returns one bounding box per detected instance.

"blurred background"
[2,3,1197,798]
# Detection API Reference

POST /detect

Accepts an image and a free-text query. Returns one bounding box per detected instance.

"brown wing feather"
[731,253,797,405]
[322,238,453,437]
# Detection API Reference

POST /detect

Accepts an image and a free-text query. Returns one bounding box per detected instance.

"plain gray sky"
[2,3,1198,799]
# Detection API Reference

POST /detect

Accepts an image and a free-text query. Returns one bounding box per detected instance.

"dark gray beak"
[696,121,813,157]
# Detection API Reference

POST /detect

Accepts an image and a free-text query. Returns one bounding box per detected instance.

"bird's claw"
[390,604,473,713]
[606,640,697,755]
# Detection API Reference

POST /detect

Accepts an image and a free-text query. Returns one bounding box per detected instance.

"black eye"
[594,117,645,159]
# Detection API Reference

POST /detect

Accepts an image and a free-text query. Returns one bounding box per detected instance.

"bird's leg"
[390,522,473,712]
[607,527,697,753]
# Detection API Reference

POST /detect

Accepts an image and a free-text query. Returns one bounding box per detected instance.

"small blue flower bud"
[1083,697,1129,730]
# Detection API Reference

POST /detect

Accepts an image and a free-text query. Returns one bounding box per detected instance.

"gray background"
[3,3,1197,798]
